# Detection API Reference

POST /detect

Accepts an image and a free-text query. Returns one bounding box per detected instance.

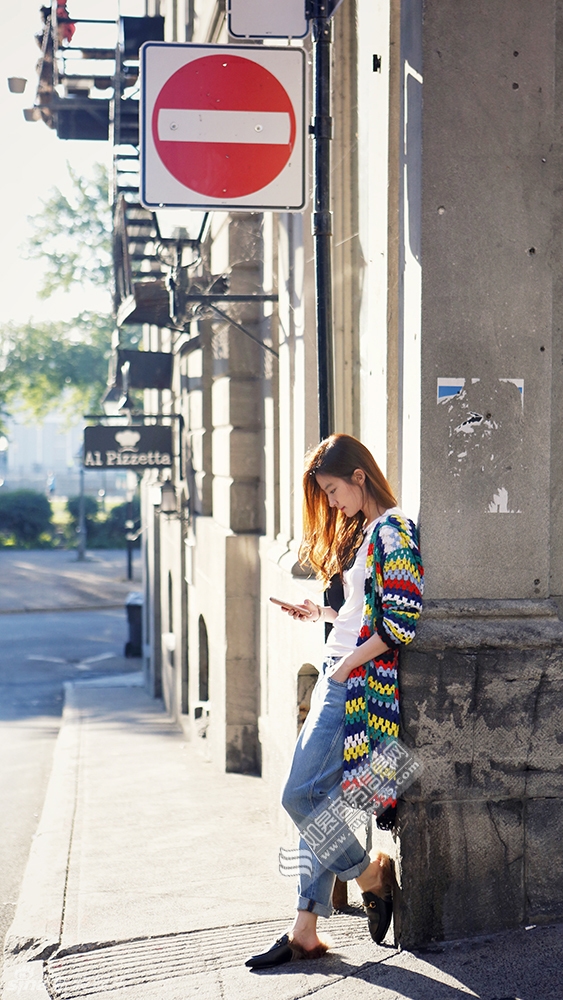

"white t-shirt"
[323,508,401,660]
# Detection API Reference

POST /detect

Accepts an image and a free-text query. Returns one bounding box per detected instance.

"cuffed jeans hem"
[296,895,333,918]
[335,852,371,882]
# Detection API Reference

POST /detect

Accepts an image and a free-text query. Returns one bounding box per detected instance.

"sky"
[0,0,142,325]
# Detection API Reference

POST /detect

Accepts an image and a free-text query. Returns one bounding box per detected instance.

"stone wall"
[395,601,563,947]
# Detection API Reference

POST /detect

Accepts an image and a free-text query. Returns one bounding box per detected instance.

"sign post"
[311,1,335,440]
[228,0,339,439]
[141,44,306,211]
[140,1,342,435]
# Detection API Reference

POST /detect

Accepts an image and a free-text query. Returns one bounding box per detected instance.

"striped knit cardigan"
[342,514,424,812]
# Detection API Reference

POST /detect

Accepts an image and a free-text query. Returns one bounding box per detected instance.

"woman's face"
[315,472,365,518]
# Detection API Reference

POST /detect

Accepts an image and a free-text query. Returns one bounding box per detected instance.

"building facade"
[34,0,563,946]
[138,0,563,946]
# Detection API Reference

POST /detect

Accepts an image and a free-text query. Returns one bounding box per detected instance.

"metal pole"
[312,2,335,441]
[312,4,342,910]
[126,494,134,581]
[77,461,86,562]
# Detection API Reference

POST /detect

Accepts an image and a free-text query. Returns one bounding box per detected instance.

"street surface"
[2,550,563,999]
[0,549,141,984]
[0,550,137,613]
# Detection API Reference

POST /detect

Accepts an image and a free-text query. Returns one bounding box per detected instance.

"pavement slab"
[3,676,562,1000]
[57,684,296,947]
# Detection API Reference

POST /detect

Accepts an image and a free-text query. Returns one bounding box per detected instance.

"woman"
[246,434,423,969]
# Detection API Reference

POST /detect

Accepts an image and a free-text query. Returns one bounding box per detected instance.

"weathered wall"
[420,0,555,600]
[549,0,563,596]
[396,0,563,946]
[397,603,563,945]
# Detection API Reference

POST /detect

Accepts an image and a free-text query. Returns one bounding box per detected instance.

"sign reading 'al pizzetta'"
[83,426,173,469]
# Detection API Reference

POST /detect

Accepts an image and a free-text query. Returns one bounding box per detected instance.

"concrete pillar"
[184,213,264,774]
[332,0,361,438]
[182,322,212,517]
[394,0,563,946]
[356,0,393,473]
[142,479,162,699]
[158,514,184,719]
[211,215,264,535]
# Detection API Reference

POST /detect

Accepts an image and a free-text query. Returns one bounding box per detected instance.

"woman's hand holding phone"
[269,597,321,622]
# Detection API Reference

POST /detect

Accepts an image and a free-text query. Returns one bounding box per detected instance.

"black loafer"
[245,933,293,969]
[362,891,393,944]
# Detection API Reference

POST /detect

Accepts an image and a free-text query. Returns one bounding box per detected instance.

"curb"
[1,687,82,998]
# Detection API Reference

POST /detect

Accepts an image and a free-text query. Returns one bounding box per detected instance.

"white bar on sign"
[157,109,291,145]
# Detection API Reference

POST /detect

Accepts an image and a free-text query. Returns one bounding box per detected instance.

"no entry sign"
[141,43,306,211]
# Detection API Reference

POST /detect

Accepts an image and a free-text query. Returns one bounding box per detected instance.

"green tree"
[24,162,112,299]
[0,164,143,428]
[0,312,113,427]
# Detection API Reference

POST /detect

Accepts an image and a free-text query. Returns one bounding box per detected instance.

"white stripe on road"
[26,652,117,667]
[79,652,117,665]
[157,108,290,145]
[27,655,66,663]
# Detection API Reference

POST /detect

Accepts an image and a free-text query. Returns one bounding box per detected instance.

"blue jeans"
[281,660,371,918]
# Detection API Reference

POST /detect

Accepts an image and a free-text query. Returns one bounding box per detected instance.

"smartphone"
[269,596,308,614]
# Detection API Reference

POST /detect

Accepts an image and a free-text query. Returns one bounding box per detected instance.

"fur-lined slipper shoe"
[361,852,394,945]
[245,933,330,969]
[361,891,393,944]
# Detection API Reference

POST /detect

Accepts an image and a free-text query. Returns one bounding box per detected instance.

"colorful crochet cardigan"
[342,514,424,807]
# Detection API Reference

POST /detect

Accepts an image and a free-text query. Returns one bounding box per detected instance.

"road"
[0,608,141,980]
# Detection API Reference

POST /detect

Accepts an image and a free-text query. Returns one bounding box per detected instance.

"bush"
[104,497,141,547]
[65,495,140,549]
[66,494,99,524]
[0,490,52,547]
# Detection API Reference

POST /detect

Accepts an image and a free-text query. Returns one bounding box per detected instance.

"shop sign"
[83,426,173,469]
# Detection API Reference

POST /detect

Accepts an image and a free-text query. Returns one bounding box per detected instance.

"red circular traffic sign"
[151,54,297,199]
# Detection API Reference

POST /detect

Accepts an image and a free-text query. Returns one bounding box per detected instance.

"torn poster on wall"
[437,377,524,514]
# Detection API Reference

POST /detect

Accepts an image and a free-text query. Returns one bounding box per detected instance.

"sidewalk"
[3,677,562,1000]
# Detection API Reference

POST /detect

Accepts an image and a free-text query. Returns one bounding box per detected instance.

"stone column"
[394,0,563,946]
[211,215,264,535]
[189,213,264,774]
[182,320,213,518]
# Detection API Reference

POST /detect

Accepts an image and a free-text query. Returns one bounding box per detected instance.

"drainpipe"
[311,2,334,440]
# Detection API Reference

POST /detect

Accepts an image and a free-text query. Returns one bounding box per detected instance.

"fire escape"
[24,3,278,407]
[25,4,175,405]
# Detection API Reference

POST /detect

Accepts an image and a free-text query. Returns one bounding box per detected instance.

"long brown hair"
[299,434,397,586]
